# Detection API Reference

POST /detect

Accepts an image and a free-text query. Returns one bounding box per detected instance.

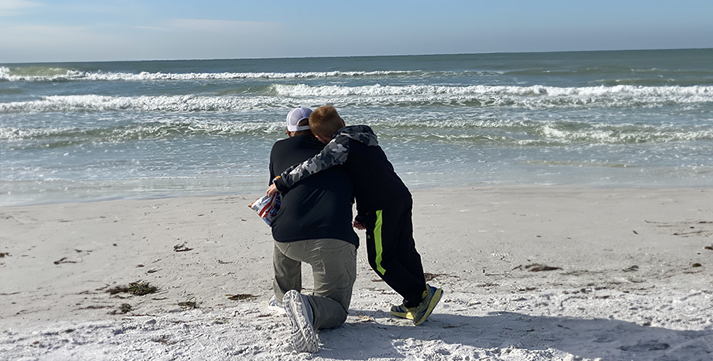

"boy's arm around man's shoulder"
[272,137,351,193]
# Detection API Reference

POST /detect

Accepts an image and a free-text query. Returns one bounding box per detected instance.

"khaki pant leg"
[273,241,301,303]
[275,238,357,330]
[307,239,357,329]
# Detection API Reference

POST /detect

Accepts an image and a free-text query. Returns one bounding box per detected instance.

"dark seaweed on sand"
[514,263,563,272]
[226,294,257,301]
[107,281,158,296]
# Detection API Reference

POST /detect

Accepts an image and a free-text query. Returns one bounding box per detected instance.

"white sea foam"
[5,114,710,149]
[0,120,279,143]
[0,126,76,141]
[2,84,711,114]
[273,83,713,100]
[0,94,276,112]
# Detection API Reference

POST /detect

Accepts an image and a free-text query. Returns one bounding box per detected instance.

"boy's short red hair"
[309,105,344,139]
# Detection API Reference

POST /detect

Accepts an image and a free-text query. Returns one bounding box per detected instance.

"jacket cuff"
[273,176,289,193]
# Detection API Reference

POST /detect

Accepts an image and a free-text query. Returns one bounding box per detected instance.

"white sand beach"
[1,186,712,360]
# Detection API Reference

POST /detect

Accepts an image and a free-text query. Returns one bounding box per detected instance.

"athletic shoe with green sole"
[412,284,443,326]
[390,303,415,319]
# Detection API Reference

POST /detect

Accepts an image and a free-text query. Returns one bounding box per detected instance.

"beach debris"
[151,335,179,345]
[226,294,257,301]
[0,252,9,258]
[514,263,562,272]
[107,303,133,315]
[75,305,110,311]
[95,284,111,291]
[53,257,77,265]
[356,315,375,323]
[704,246,713,251]
[623,265,639,272]
[212,317,230,324]
[178,300,198,309]
[529,264,562,272]
[107,281,158,296]
[632,230,638,234]
[173,242,193,252]
[128,282,158,295]
[424,272,448,281]
[692,263,702,268]
[152,336,171,345]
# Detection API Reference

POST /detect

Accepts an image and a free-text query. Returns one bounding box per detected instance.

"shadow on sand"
[316,309,713,361]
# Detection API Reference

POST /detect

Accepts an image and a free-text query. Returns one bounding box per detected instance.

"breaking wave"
[2,84,711,114]
[0,66,420,82]
[4,115,711,150]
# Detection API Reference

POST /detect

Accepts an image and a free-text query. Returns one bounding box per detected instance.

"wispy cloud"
[159,19,281,33]
[0,0,40,16]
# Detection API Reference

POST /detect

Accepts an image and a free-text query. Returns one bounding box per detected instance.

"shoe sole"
[390,309,414,320]
[413,288,443,326]
[283,291,319,353]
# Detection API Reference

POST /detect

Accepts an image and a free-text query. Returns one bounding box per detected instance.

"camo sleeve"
[273,137,350,192]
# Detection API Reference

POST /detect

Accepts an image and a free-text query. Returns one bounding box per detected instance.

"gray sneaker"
[283,290,319,353]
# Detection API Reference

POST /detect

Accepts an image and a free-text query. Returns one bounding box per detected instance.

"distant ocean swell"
[0,67,425,82]
[1,85,711,113]
[4,67,713,83]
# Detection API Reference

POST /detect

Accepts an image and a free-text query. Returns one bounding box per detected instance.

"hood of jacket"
[335,125,379,146]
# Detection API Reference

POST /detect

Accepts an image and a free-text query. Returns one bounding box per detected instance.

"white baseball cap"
[286,107,312,132]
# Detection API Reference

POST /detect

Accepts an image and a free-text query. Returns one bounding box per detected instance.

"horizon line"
[3,47,712,66]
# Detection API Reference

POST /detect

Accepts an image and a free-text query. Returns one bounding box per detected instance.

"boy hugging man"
[268,105,442,326]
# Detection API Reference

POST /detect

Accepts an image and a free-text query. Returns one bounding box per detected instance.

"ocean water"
[1,49,712,206]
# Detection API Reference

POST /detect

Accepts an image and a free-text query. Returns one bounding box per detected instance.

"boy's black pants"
[361,199,427,307]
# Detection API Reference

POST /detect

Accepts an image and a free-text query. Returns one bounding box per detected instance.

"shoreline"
[4,182,713,208]
[2,185,712,360]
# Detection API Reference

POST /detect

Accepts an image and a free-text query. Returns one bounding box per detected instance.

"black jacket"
[269,135,358,247]
[274,125,411,216]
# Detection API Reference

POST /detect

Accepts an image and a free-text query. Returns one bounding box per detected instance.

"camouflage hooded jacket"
[273,124,410,213]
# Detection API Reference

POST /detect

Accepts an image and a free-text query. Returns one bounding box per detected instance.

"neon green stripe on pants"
[374,210,386,275]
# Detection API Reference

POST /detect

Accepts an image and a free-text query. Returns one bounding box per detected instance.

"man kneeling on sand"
[267,107,359,353]
[269,105,442,326]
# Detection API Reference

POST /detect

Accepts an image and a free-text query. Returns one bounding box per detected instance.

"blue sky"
[1,0,712,63]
